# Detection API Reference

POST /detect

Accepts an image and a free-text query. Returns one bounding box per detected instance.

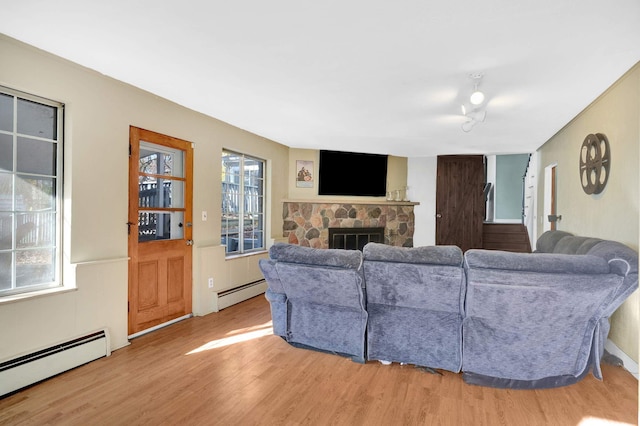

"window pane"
[16,213,55,249]
[15,176,55,212]
[0,133,12,172]
[244,195,264,215]
[17,98,57,140]
[138,179,184,208]
[16,248,55,287]
[140,144,184,178]
[17,137,56,175]
[222,152,241,184]
[0,252,11,290]
[0,93,13,132]
[0,173,12,211]
[138,211,184,242]
[0,213,11,250]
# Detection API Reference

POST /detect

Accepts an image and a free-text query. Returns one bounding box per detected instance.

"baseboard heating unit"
[0,329,110,397]
[216,279,267,311]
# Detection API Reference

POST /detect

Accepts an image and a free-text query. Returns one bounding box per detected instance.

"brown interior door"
[435,155,485,252]
[128,126,193,336]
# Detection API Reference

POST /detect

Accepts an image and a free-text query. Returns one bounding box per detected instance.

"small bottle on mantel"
[386,191,394,201]
[403,186,410,202]
[394,189,401,201]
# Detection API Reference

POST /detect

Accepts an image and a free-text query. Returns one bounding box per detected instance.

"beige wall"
[287,148,407,201]
[0,35,289,360]
[537,62,640,361]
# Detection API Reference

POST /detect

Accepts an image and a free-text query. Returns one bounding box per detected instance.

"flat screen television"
[318,150,388,196]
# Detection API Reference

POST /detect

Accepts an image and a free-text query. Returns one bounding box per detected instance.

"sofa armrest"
[464,249,609,275]
[259,259,285,293]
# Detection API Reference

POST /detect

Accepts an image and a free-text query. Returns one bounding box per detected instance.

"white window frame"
[0,86,64,297]
[221,150,266,256]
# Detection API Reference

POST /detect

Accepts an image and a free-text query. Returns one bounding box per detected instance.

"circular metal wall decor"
[579,133,610,195]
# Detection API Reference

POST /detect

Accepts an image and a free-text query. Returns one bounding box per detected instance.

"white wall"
[0,35,289,361]
[407,157,437,247]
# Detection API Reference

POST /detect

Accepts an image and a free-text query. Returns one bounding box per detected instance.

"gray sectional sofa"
[258,231,638,389]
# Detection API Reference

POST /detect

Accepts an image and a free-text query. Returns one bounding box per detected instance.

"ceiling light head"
[470,90,485,105]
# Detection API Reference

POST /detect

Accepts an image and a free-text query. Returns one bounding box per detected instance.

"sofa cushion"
[535,230,573,253]
[269,243,362,269]
[363,242,463,266]
[553,236,603,254]
[465,249,610,275]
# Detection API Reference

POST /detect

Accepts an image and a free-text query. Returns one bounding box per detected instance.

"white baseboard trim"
[127,314,193,340]
[605,339,639,380]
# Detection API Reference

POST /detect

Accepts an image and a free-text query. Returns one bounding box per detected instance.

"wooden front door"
[128,126,193,336]
[435,155,485,252]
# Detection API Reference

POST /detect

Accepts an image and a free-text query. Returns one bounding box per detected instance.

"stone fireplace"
[282,200,418,249]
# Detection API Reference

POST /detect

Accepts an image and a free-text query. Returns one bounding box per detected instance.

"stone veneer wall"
[282,201,416,249]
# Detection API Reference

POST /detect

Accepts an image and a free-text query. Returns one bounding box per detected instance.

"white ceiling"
[2,1,639,157]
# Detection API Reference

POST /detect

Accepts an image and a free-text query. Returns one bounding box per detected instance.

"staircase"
[482,223,531,253]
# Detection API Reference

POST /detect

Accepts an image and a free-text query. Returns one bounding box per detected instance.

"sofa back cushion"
[267,243,365,308]
[363,242,463,266]
[553,236,603,254]
[535,230,573,253]
[269,242,362,269]
[363,243,464,312]
[464,249,610,275]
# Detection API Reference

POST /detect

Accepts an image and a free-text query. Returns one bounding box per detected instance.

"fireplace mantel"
[282,199,418,249]
[282,198,419,207]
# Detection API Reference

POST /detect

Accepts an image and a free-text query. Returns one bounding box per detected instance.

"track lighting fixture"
[461,73,487,132]
[469,73,485,105]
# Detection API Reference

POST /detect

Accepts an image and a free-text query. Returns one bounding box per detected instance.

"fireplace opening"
[328,227,385,251]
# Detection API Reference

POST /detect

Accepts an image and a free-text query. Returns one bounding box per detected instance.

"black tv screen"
[318,150,388,196]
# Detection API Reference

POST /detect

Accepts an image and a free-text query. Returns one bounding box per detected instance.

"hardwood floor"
[1,295,637,425]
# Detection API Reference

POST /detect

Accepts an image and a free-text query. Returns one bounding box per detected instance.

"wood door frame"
[128,126,194,336]
[543,163,557,232]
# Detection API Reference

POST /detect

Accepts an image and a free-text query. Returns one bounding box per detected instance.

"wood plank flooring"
[0,295,637,425]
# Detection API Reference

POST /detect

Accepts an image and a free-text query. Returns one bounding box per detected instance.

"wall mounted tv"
[318,150,388,196]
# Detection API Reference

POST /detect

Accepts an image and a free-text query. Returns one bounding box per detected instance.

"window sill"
[0,285,77,305]
[225,250,268,261]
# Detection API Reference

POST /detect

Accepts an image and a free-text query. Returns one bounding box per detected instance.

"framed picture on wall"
[296,160,314,188]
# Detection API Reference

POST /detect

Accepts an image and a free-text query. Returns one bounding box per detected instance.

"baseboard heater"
[0,329,110,397]
[217,279,267,310]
